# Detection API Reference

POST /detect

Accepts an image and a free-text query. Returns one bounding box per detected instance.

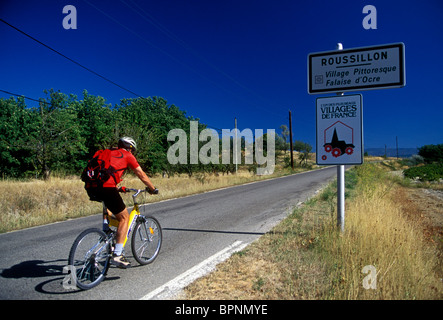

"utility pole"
[396,136,399,159]
[235,117,238,173]
[289,110,294,170]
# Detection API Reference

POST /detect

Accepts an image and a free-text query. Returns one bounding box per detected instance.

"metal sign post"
[337,163,345,232]
[336,44,345,232]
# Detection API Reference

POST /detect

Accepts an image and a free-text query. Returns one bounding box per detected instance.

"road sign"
[316,94,363,165]
[308,43,405,94]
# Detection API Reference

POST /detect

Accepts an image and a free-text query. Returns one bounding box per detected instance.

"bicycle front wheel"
[131,216,162,265]
[68,228,111,290]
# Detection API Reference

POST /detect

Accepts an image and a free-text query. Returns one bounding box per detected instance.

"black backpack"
[81,149,121,189]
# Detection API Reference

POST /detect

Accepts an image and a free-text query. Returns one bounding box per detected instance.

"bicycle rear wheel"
[68,228,111,290]
[131,215,162,265]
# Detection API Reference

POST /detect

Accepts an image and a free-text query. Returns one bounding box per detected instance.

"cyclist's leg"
[100,188,127,245]
[113,207,129,251]
[102,203,111,232]
[110,208,131,268]
[101,188,131,268]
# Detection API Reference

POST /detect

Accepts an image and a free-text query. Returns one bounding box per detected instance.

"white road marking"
[139,240,248,300]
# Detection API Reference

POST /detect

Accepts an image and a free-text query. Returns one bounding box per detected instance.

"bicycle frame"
[104,188,145,247]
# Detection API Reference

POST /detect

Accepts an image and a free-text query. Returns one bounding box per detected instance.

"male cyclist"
[86,137,158,268]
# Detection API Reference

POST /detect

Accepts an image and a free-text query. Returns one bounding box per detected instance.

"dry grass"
[183,163,443,300]
[0,166,302,233]
[325,178,442,299]
[0,177,99,233]
[0,151,320,233]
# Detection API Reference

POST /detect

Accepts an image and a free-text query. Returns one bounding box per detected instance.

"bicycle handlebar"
[118,187,159,196]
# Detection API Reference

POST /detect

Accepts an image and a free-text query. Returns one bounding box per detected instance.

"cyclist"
[87,137,158,268]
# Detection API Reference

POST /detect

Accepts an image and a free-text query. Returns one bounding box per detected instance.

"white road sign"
[316,94,363,165]
[308,43,405,94]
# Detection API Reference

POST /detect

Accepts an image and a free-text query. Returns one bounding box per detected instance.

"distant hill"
[365,148,418,158]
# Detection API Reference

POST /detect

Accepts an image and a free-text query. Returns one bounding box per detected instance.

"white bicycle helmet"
[118,137,137,152]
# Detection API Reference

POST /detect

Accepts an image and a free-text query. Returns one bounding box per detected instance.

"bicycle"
[65,187,162,290]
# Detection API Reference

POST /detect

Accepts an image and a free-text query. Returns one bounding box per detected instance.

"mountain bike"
[65,187,162,290]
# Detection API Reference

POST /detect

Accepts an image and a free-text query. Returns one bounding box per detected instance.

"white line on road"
[140,240,248,300]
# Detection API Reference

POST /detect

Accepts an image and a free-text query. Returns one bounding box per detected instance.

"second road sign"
[316,94,363,165]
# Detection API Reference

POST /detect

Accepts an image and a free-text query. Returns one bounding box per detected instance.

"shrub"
[403,162,443,182]
[418,144,443,163]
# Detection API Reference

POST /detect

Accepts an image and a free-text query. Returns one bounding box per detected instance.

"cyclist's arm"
[132,166,156,191]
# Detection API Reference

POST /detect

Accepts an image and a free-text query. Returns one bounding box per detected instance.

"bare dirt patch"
[399,187,443,252]
[390,186,443,296]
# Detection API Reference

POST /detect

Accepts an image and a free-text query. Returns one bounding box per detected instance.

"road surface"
[0,167,337,299]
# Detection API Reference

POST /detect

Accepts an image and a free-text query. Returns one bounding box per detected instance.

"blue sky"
[1,0,442,150]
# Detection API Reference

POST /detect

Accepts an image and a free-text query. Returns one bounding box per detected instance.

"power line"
[0,18,141,97]
[0,89,51,105]
[86,0,285,119]
[121,0,264,99]
[0,17,280,132]
[82,0,233,98]
[0,18,237,134]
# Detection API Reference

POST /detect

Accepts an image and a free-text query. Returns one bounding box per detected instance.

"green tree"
[74,90,115,158]
[0,89,212,178]
[418,144,443,163]
[0,97,35,177]
[115,96,199,175]
[293,140,312,166]
[279,125,289,153]
[27,89,85,179]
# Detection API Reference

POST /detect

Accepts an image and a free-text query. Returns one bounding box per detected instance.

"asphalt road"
[0,167,338,300]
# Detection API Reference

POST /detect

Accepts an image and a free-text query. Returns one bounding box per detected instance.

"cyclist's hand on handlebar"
[118,186,127,193]
[147,187,159,195]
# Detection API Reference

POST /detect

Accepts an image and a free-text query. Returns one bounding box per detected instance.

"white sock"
[114,243,124,256]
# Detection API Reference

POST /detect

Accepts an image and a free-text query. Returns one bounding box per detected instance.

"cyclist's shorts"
[86,187,126,215]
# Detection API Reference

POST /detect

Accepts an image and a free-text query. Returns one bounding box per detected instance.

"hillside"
[365,148,418,158]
